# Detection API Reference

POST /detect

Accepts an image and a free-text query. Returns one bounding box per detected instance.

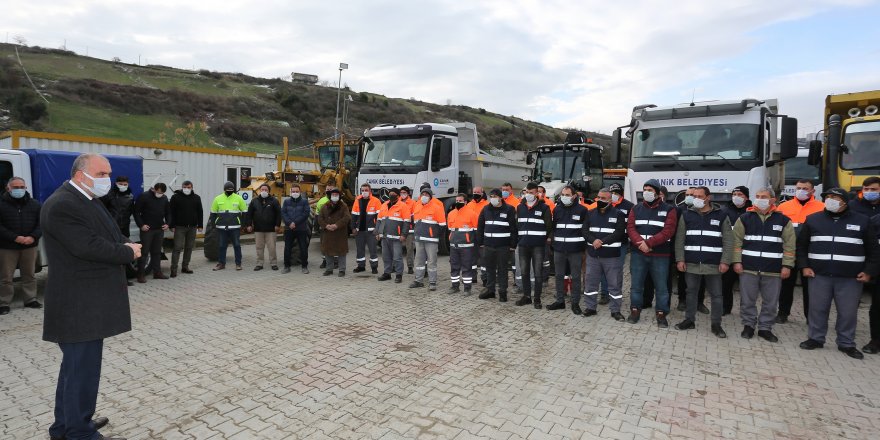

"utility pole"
[334,62,348,138]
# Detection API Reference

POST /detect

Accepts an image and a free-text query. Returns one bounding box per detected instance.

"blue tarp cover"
[21,149,144,203]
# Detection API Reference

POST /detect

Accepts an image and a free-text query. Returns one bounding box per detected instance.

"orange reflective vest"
[376,200,412,239]
[777,196,824,228]
[503,194,520,207]
[448,206,478,247]
[351,195,383,231]
[412,198,447,243]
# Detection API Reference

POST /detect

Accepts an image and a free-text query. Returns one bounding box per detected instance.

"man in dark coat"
[282,183,312,273]
[101,175,135,238]
[318,188,351,276]
[42,153,140,440]
[169,180,203,277]
[0,176,42,314]
[246,183,282,271]
[133,182,171,282]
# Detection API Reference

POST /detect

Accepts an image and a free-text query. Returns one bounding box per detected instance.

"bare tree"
[12,35,27,46]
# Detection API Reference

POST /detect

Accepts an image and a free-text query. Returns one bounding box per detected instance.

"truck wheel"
[203,224,219,261]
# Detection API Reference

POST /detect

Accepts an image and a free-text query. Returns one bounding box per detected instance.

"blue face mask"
[864,191,880,202]
[10,189,26,199]
[502,190,510,199]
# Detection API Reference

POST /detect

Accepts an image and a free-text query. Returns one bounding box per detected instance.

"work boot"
[499,291,508,302]
[711,324,727,339]
[545,301,566,311]
[583,309,598,317]
[409,281,425,289]
[254,265,264,271]
[408,267,414,274]
[478,289,496,300]
[320,259,327,269]
[799,339,823,350]
[378,273,392,281]
[181,266,193,274]
[675,319,695,330]
[395,274,403,283]
[862,340,880,354]
[757,330,778,343]
[610,312,625,322]
[463,286,472,295]
[213,263,225,271]
[571,303,582,315]
[598,295,609,305]
[627,308,640,324]
[741,325,755,339]
[371,266,379,274]
[338,270,345,277]
[170,268,178,278]
[656,311,668,328]
[515,296,532,306]
[448,283,460,293]
[839,346,864,359]
[137,271,147,283]
[429,284,437,291]
[323,269,334,276]
[353,266,366,273]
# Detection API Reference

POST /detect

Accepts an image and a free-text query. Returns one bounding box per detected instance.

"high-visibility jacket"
[503,193,520,207]
[210,193,247,229]
[464,199,488,219]
[447,206,478,248]
[376,200,411,240]
[351,195,383,231]
[412,197,447,243]
[400,196,417,231]
[778,196,824,231]
[541,197,556,212]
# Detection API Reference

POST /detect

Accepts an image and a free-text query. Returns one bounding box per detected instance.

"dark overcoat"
[318,200,351,256]
[41,182,137,343]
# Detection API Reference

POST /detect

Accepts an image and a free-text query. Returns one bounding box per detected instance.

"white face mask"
[116,184,128,191]
[753,199,771,210]
[290,192,300,198]
[795,189,810,201]
[692,198,706,209]
[83,172,112,197]
[361,191,371,198]
[560,195,573,206]
[260,191,269,198]
[400,193,408,200]
[684,195,695,206]
[611,194,620,203]
[643,191,656,203]
[420,195,430,204]
[330,195,340,202]
[732,195,745,207]
[489,197,501,207]
[524,193,536,204]
[155,192,164,199]
[825,198,842,213]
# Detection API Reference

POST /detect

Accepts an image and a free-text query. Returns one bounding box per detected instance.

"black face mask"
[225,190,234,196]
[389,195,398,203]
[597,200,610,210]
[454,202,465,210]
[472,193,483,202]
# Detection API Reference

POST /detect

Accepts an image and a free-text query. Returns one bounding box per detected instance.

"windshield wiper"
[634,155,687,170]
[677,153,739,170]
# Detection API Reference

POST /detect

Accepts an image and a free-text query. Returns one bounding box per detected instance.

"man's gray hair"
[7,176,26,186]
[755,186,776,198]
[70,153,103,178]
[597,187,611,194]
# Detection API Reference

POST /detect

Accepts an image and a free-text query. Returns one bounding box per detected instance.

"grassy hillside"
[0,43,612,157]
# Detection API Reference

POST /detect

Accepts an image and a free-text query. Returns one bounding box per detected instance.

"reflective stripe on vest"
[740,211,789,273]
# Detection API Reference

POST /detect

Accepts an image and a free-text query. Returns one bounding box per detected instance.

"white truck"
[610,99,799,204]
[358,122,532,251]
[525,131,606,202]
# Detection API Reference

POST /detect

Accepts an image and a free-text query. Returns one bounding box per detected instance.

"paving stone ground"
[1,240,879,439]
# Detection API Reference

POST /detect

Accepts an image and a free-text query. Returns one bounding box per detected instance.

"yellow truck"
[808,90,880,192]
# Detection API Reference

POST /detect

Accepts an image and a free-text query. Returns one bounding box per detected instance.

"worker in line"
[865,212,880,354]
[410,185,446,291]
[550,186,588,314]
[673,186,733,338]
[582,188,627,320]
[318,188,351,277]
[675,186,707,313]
[351,183,382,274]
[465,187,488,285]
[797,188,880,360]
[626,179,677,328]
[281,183,312,274]
[731,187,794,342]
[537,185,555,282]
[849,176,880,217]
[776,179,824,323]
[447,193,478,294]
[399,186,417,274]
[376,187,410,284]
[169,180,203,278]
[210,181,247,271]
[315,185,335,269]
[721,186,751,315]
[515,182,552,309]
[134,182,171,281]
[477,188,518,302]
[599,182,633,306]
[246,183,282,271]
[501,182,522,293]
[641,186,677,310]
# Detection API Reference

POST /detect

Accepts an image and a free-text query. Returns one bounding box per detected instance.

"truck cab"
[610,99,798,203]
[526,132,605,202]
[781,146,822,201]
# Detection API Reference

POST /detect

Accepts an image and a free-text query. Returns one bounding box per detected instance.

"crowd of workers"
[4,171,880,361]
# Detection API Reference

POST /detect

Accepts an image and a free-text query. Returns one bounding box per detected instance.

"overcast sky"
[4,0,879,137]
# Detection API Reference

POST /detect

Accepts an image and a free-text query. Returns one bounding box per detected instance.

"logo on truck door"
[433,178,449,187]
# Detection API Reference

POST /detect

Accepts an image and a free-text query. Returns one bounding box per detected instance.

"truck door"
[585,148,605,198]
[428,137,456,197]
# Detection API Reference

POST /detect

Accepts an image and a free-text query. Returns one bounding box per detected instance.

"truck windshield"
[631,123,759,160]
[318,145,358,169]
[841,121,880,170]
[785,155,820,184]
[362,136,430,168]
[534,151,584,181]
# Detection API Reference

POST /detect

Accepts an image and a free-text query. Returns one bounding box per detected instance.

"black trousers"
[721,270,739,314]
[50,339,104,440]
[137,229,164,273]
[779,268,809,318]
[484,246,511,294]
[284,229,309,268]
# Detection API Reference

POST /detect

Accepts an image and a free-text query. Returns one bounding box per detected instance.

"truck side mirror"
[807,139,822,166]
[521,175,530,182]
[780,117,798,160]
[431,138,453,171]
[526,153,535,165]
[611,128,622,165]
